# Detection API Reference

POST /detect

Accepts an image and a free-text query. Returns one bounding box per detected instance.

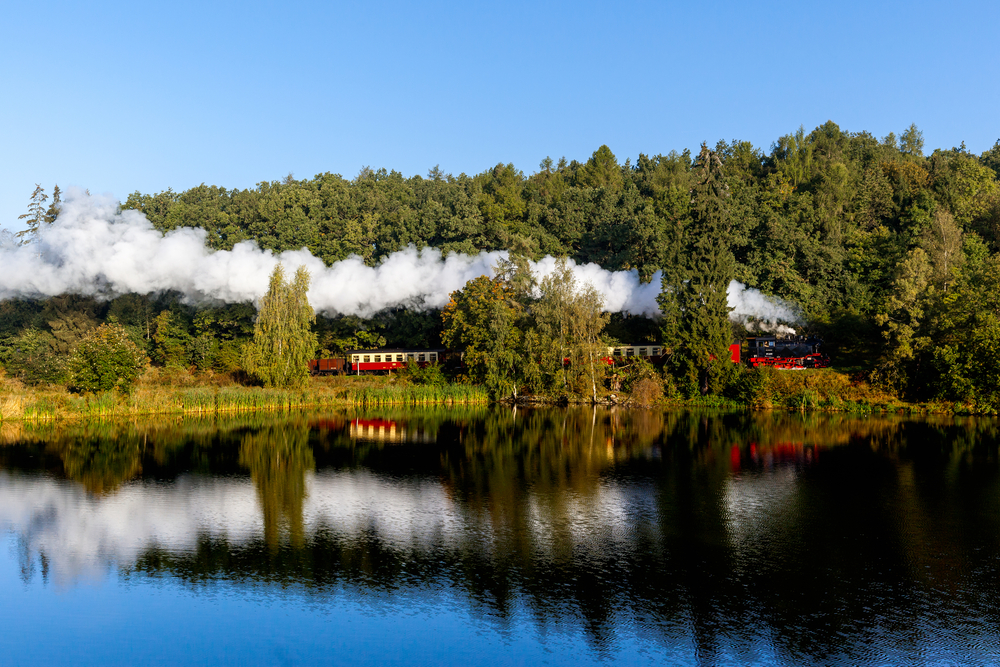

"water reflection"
[240,423,313,550]
[1,409,1000,665]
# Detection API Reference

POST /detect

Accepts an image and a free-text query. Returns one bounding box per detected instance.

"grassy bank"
[0,366,986,423]
[0,369,490,423]
[661,367,975,415]
[536,367,979,415]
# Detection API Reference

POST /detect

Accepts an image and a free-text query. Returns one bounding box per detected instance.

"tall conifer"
[16,184,48,243]
[659,144,735,395]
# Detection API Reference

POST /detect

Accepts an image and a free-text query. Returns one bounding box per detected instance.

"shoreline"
[0,374,991,423]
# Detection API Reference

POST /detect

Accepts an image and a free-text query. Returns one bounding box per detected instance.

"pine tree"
[659,144,735,395]
[16,184,48,243]
[242,265,318,388]
[674,235,735,394]
[45,185,61,224]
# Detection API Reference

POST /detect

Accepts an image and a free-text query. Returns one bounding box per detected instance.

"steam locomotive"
[744,335,829,369]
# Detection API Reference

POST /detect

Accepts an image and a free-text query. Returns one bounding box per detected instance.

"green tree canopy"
[242,265,318,388]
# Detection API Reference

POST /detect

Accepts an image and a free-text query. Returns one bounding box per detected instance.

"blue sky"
[2,0,998,233]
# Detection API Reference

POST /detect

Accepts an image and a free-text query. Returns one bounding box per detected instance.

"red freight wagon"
[308,358,345,375]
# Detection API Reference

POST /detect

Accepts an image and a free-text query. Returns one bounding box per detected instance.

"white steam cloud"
[727,282,800,334]
[0,189,799,327]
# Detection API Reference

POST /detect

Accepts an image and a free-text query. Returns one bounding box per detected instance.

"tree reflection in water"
[1,408,1000,663]
[239,422,314,551]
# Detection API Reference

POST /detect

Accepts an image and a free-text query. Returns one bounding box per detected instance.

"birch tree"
[243,265,317,388]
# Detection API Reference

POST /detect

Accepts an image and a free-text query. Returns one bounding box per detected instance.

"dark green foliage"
[661,145,736,395]
[152,311,191,367]
[1,327,66,385]
[5,121,1000,404]
[68,323,149,393]
[725,365,775,408]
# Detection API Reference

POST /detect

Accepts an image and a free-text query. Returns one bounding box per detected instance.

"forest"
[4,120,1000,407]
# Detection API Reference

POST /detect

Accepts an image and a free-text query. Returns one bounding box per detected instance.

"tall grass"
[347,384,489,407]
[0,371,489,423]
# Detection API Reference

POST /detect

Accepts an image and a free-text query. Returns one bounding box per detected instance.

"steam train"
[309,338,829,375]
[744,335,830,369]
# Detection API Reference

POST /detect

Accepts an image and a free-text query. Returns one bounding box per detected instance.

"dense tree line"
[118,123,1000,323]
[5,121,1000,405]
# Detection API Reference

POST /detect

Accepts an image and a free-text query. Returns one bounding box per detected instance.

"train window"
[374,355,381,362]
[396,354,403,362]
[352,355,359,364]
[613,348,622,356]
[626,348,634,357]
[363,355,370,363]
[418,353,426,362]
[407,354,415,361]
[429,353,437,361]
[639,348,647,356]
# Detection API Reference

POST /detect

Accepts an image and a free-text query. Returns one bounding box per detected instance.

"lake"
[1,407,999,666]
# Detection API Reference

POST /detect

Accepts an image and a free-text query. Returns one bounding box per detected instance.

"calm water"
[2,408,999,666]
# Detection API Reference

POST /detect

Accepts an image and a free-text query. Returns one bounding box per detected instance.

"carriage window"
[352,355,359,364]
[429,353,437,361]
[626,348,634,357]
[613,348,622,356]
[407,354,415,360]
[396,354,403,362]
[639,348,647,356]
[363,355,370,363]
[374,355,381,362]
[418,353,426,362]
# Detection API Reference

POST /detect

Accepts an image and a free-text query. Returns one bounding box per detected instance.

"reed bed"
[0,371,489,423]
[346,384,490,407]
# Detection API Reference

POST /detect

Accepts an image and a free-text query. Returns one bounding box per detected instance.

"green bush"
[726,365,775,408]
[1,327,67,386]
[616,358,659,393]
[401,359,448,387]
[69,324,149,394]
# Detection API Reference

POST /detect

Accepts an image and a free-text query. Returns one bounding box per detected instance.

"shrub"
[616,358,659,393]
[400,359,448,387]
[69,323,149,394]
[726,365,775,408]
[1,327,67,386]
[630,377,663,406]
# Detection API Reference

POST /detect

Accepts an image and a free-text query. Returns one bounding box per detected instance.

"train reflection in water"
[305,417,439,444]
[348,417,436,444]
[730,441,821,473]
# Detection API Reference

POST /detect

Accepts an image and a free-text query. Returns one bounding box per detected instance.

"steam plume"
[0,189,799,327]
[727,281,801,334]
